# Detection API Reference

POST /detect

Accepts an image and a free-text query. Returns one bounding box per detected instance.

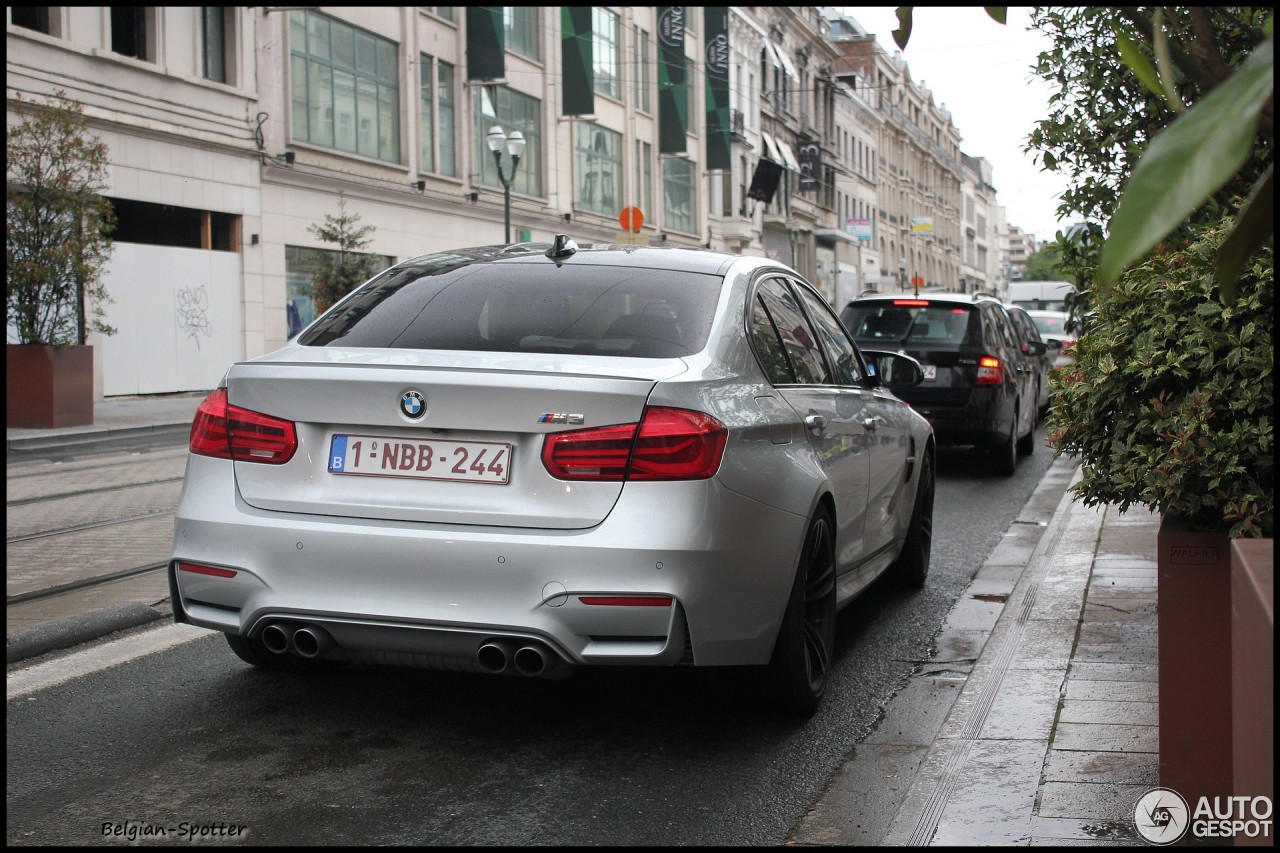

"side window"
[984,305,1015,351]
[749,294,796,385]
[757,278,829,384]
[793,282,863,385]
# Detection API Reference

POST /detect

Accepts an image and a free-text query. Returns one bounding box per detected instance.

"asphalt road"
[6,427,1063,846]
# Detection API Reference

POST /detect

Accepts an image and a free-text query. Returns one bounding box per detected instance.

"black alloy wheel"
[768,507,837,715]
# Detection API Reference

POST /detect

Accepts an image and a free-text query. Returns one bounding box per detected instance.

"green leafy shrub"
[1046,219,1273,537]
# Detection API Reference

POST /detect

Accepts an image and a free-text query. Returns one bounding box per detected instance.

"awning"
[771,43,800,81]
[761,131,779,162]
[774,137,802,172]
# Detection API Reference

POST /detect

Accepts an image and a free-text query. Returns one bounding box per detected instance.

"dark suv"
[839,293,1037,475]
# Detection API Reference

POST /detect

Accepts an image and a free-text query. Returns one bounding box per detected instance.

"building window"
[593,8,620,101]
[419,55,456,177]
[634,27,651,113]
[504,7,539,61]
[111,7,154,61]
[574,123,621,216]
[285,245,394,340]
[290,10,401,163]
[662,157,695,235]
[11,7,58,36]
[419,6,453,23]
[636,140,653,222]
[473,85,541,197]
[202,7,235,84]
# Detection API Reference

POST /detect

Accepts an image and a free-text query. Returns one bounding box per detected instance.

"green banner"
[466,6,504,82]
[657,6,687,154]
[703,7,731,170]
[561,6,594,116]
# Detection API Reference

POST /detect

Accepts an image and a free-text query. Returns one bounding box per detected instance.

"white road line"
[7,623,210,701]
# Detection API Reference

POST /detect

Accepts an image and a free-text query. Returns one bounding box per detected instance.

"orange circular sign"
[619,206,644,233]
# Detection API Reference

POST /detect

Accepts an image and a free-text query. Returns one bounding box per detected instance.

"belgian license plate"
[328,435,511,484]
[923,365,937,380]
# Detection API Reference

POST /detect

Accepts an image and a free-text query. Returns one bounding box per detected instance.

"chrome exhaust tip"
[261,623,291,654]
[476,641,513,674]
[513,645,548,677]
[292,625,335,658]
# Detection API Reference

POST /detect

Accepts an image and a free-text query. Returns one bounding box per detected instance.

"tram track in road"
[6,445,185,632]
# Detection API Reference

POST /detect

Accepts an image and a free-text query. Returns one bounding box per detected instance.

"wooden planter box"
[6,344,94,428]
[1157,514,1234,806]
[1232,537,1273,846]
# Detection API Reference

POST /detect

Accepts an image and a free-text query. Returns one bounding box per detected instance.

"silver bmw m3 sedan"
[169,238,935,713]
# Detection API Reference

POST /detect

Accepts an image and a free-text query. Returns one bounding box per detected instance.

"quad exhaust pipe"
[476,639,558,677]
[260,622,335,658]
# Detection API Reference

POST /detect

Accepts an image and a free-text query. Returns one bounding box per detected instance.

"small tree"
[307,191,378,311]
[6,91,116,346]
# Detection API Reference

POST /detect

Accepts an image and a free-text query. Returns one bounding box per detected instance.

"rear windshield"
[298,260,722,358]
[841,302,980,347]
[1030,314,1070,336]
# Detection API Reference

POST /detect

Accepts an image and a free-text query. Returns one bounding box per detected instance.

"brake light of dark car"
[542,406,727,481]
[976,356,1003,386]
[189,388,299,464]
[893,299,930,306]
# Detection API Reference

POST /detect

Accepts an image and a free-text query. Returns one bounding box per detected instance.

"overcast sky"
[838,7,1074,242]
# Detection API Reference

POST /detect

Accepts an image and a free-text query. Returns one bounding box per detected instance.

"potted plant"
[6,91,116,428]
[1046,219,1273,809]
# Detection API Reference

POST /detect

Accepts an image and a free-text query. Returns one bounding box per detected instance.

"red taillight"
[189,388,298,464]
[893,299,929,306]
[541,406,727,481]
[976,355,1002,385]
[177,561,238,579]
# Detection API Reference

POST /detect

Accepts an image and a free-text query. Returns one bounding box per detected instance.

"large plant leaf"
[1214,164,1274,302]
[1113,27,1164,101]
[1097,38,1274,286]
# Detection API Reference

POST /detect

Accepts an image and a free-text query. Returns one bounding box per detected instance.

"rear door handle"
[863,418,877,432]
[804,414,826,436]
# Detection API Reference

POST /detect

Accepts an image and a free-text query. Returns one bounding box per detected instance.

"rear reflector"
[177,561,238,579]
[189,388,298,464]
[578,596,673,607]
[542,407,727,481]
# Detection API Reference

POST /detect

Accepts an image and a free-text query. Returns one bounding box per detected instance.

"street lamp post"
[487,125,525,244]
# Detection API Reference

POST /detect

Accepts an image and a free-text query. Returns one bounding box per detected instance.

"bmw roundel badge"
[400,390,426,419]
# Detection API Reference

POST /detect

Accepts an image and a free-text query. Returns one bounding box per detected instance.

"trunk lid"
[227,347,688,529]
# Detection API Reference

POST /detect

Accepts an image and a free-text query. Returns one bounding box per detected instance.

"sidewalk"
[7,395,1163,846]
[792,458,1160,845]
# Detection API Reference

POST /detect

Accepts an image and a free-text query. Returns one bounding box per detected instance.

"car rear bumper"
[912,411,1005,447]
[170,455,807,671]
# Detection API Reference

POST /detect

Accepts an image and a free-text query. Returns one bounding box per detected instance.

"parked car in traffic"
[170,238,935,714]
[839,291,1037,475]
[1025,309,1078,369]
[1003,303,1053,418]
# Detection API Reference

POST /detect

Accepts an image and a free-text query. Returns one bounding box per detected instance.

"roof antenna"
[545,233,578,263]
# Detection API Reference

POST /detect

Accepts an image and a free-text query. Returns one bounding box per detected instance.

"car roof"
[397,241,759,278]
[847,291,1002,307]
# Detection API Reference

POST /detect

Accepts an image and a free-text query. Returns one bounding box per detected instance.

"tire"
[991,406,1018,476]
[1017,402,1037,456]
[892,449,934,588]
[767,507,837,715]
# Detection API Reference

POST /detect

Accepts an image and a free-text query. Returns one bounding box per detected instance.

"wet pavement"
[6,393,1162,845]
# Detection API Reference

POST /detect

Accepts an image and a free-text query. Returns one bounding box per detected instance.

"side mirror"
[862,350,924,389]
[1047,340,1063,352]
[1028,340,1048,357]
